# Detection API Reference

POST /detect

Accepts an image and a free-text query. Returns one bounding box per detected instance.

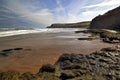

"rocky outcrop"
[76,29,120,43]
[55,46,120,80]
[90,6,120,30]
[47,21,90,28]
[0,48,23,57]
[0,46,119,80]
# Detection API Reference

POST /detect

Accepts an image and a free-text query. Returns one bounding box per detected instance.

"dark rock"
[0,48,24,58]
[99,58,111,63]
[0,46,119,80]
[14,48,23,51]
[39,64,57,73]
[101,47,117,52]
[75,30,88,33]
[62,64,82,70]
[20,72,35,80]
[86,55,95,60]
[60,70,76,80]
[78,37,97,40]
[116,77,120,80]
[55,46,120,80]
[90,6,120,30]
[2,49,13,52]
[89,59,96,65]
[110,65,120,71]
[0,71,20,80]
[104,73,116,80]
[38,72,60,80]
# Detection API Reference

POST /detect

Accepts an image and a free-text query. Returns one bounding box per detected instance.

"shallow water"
[0,28,86,37]
[0,28,113,73]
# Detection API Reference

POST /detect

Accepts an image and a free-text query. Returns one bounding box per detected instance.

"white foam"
[0,28,86,37]
[0,29,45,37]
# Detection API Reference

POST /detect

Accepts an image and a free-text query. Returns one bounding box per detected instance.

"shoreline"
[0,32,114,73]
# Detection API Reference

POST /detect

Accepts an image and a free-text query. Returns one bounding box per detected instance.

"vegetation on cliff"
[47,21,90,28]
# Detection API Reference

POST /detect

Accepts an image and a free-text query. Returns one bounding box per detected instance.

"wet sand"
[0,32,113,73]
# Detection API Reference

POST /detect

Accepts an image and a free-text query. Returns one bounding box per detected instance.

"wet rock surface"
[55,46,120,80]
[0,46,119,80]
[76,29,120,43]
[0,48,23,57]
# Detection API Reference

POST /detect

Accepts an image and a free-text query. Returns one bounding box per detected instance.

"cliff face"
[90,6,120,30]
[47,21,90,28]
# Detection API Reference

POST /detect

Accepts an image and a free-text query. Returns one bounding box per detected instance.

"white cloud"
[23,9,55,25]
[63,0,120,23]
[3,0,55,26]
[84,0,120,8]
[2,0,120,27]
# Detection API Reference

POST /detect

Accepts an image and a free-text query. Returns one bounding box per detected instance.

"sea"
[0,28,86,38]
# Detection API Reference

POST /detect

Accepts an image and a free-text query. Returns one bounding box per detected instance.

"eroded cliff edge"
[90,6,120,30]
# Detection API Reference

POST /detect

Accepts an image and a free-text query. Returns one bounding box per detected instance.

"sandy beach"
[0,31,114,73]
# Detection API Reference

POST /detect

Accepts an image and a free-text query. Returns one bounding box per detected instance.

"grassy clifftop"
[47,21,90,28]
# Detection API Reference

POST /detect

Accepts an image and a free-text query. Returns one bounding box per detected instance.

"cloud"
[1,0,55,26]
[63,0,120,23]
[22,9,55,25]
[0,0,120,27]
[84,0,120,8]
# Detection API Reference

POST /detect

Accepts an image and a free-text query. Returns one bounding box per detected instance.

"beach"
[0,28,113,73]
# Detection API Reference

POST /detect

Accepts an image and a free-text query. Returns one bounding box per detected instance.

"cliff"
[47,21,90,28]
[90,6,120,30]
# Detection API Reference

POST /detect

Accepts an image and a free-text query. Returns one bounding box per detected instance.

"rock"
[55,46,120,80]
[100,32,120,43]
[14,48,23,51]
[55,54,87,69]
[20,72,35,80]
[62,64,83,70]
[38,72,59,80]
[110,65,120,71]
[101,47,117,52]
[2,49,13,52]
[60,70,76,80]
[104,73,116,80]
[90,6,120,30]
[78,37,98,40]
[0,48,24,57]
[99,58,111,63]
[0,46,119,80]
[89,59,96,65]
[0,71,20,80]
[39,64,58,73]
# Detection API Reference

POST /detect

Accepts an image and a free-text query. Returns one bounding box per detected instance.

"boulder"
[39,64,58,73]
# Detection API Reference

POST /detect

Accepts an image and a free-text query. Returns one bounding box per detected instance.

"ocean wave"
[0,28,86,37]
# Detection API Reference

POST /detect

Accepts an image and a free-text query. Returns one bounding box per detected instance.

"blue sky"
[0,0,120,28]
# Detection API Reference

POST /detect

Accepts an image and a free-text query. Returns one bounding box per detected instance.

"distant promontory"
[47,21,90,28]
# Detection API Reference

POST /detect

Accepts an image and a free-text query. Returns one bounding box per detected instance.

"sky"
[0,0,120,28]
